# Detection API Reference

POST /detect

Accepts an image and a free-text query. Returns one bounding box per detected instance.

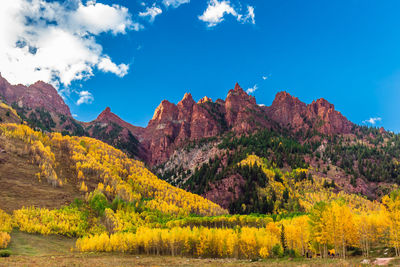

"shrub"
[271,244,283,258]
[0,250,11,257]
[88,191,110,217]
[0,233,11,249]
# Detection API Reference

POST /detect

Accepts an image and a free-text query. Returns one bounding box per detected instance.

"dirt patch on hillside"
[0,136,82,213]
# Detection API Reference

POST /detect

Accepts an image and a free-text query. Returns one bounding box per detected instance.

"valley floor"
[0,231,396,267]
[0,255,369,267]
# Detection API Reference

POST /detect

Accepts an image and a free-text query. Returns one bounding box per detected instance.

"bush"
[0,250,10,257]
[271,244,283,258]
[111,197,127,211]
[88,191,110,217]
[285,248,297,258]
[0,233,10,249]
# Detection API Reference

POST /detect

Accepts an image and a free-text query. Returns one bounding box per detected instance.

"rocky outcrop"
[266,91,353,135]
[141,83,273,165]
[266,91,307,131]
[306,98,353,135]
[204,174,246,209]
[87,107,146,159]
[94,107,145,137]
[198,96,212,104]
[0,74,71,116]
[143,92,223,165]
[139,84,354,166]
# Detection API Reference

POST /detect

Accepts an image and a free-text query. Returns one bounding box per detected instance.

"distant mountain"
[86,107,146,159]
[0,74,71,116]
[0,75,142,157]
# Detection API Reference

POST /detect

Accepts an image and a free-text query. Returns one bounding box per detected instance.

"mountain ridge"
[0,76,355,166]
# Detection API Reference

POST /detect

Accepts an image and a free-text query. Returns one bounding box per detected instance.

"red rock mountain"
[0,75,354,166]
[134,83,353,166]
[93,107,144,137]
[0,74,71,116]
[266,91,353,135]
[139,83,275,165]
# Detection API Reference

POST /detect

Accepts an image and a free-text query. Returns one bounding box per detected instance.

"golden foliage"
[0,209,12,233]
[0,102,19,118]
[0,124,227,216]
[0,232,10,249]
[13,207,88,237]
[166,214,273,228]
[76,226,280,258]
[0,209,12,249]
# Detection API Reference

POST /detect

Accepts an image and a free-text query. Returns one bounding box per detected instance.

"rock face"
[94,107,145,137]
[204,174,246,209]
[140,84,353,166]
[307,98,353,135]
[266,91,353,135]
[87,107,146,159]
[0,74,71,116]
[140,83,274,166]
[266,91,307,131]
[143,92,222,165]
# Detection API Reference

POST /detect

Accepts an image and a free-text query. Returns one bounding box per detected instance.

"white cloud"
[246,84,258,94]
[76,91,94,105]
[363,117,382,125]
[258,104,266,107]
[163,0,190,8]
[199,0,237,27]
[139,5,163,22]
[98,56,129,77]
[199,1,256,27]
[71,1,138,34]
[241,6,255,25]
[72,113,78,118]
[262,76,268,80]
[0,0,137,89]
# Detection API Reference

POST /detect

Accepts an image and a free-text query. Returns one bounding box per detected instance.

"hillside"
[0,122,226,216]
[0,75,139,157]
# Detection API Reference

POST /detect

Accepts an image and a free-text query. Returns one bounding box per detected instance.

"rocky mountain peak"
[266,91,353,135]
[31,80,49,87]
[226,83,256,105]
[234,82,242,92]
[271,91,305,108]
[198,96,212,104]
[311,98,334,110]
[178,93,195,108]
[27,81,71,116]
[150,100,178,123]
[95,107,112,121]
[0,76,71,116]
[266,91,307,131]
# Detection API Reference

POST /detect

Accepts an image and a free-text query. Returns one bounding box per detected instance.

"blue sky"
[1,0,400,131]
